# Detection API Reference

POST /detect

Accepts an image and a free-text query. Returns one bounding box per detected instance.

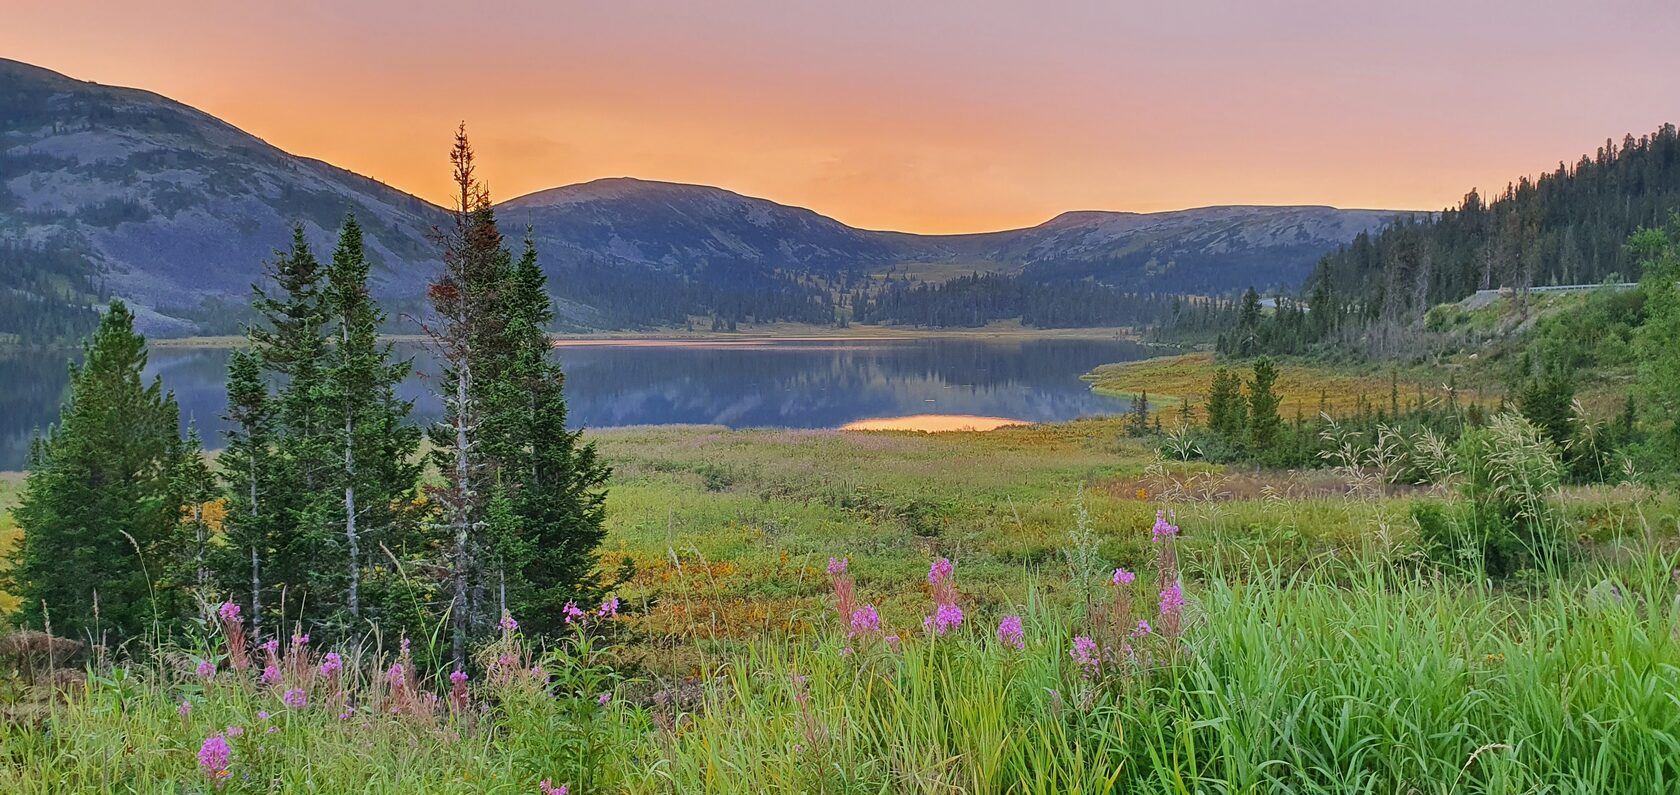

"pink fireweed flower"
[529,663,546,680]
[291,632,309,647]
[449,670,470,711]
[1112,568,1136,586]
[849,604,880,636]
[1133,619,1153,637]
[198,733,231,782]
[225,725,244,738]
[923,602,963,636]
[1159,582,1185,616]
[598,595,621,618]
[217,602,241,623]
[539,780,569,795]
[1070,635,1101,675]
[562,601,586,625]
[827,556,848,576]
[319,652,343,678]
[261,664,281,686]
[262,638,279,656]
[928,557,954,585]
[598,691,612,706]
[1151,511,1179,543]
[499,611,519,633]
[178,700,193,720]
[196,659,216,679]
[281,688,307,709]
[257,710,269,721]
[996,614,1025,650]
[385,663,405,688]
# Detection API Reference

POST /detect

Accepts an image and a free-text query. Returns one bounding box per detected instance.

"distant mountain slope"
[0,57,1413,335]
[944,205,1417,293]
[501,177,914,276]
[0,58,445,334]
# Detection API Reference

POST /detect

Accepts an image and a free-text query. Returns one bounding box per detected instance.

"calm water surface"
[0,337,1150,469]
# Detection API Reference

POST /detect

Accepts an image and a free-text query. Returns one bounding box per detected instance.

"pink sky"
[6,0,1679,233]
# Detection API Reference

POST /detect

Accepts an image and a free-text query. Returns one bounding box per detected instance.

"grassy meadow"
[5,411,1680,791]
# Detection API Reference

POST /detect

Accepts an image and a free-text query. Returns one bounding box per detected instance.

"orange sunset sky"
[6,1,1680,233]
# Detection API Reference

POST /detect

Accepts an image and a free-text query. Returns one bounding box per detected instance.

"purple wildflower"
[217,602,240,623]
[562,601,586,625]
[260,664,281,686]
[540,780,569,795]
[257,710,269,721]
[291,633,309,647]
[499,611,519,633]
[1112,568,1136,586]
[198,733,231,781]
[225,725,244,737]
[196,659,216,679]
[1071,635,1101,675]
[996,614,1025,650]
[1159,581,1185,616]
[281,688,307,709]
[319,652,343,678]
[262,639,279,656]
[385,663,405,688]
[449,670,469,686]
[1151,511,1179,543]
[827,557,848,576]
[598,596,620,618]
[928,557,954,585]
[598,691,612,706]
[178,700,192,720]
[1133,619,1153,637]
[849,604,880,635]
[923,602,963,636]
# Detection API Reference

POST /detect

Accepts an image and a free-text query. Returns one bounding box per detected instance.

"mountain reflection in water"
[0,337,1151,469]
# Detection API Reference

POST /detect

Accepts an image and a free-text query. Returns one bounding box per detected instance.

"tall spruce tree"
[427,128,610,662]
[429,127,509,665]
[224,227,338,631]
[322,213,422,623]
[216,346,277,639]
[10,301,189,642]
[1246,357,1283,456]
[495,234,610,636]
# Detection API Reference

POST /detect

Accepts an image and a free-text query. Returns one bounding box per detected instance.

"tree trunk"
[345,410,359,618]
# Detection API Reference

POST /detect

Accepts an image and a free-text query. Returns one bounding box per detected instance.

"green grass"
[6,420,1680,791]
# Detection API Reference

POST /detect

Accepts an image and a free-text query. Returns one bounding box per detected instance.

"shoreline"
[145,322,1144,349]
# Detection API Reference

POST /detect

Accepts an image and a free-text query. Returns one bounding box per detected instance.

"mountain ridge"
[1,57,1416,335]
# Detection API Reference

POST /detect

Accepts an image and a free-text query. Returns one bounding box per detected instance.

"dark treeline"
[1243,123,1680,356]
[0,237,103,344]
[847,271,1244,331]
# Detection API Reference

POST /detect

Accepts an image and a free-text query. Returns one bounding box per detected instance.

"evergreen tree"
[215,347,277,639]
[1205,367,1247,442]
[226,227,338,630]
[427,129,612,660]
[429,126,515,666]
[9,301,189,642]
[1236,287,1262,356]
[491,235,610,636]
[1246,357,1284,456]
[170,424,219,592]
[322,213,422,623]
